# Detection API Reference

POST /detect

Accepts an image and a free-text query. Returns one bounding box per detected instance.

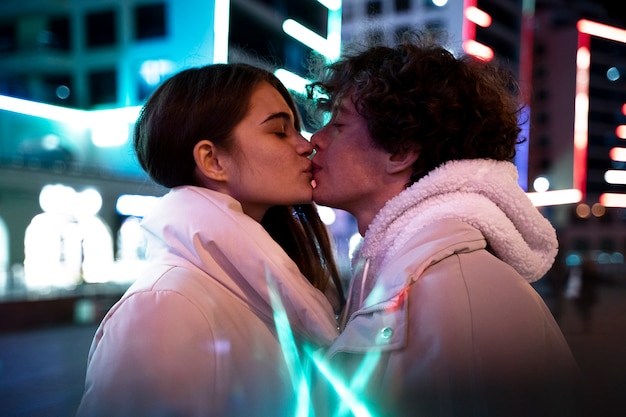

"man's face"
[310,97,392,222]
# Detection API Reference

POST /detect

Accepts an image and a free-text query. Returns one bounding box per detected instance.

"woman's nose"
[296,133,314,156]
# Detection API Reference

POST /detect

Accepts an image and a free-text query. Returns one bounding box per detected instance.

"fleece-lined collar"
[357,159,558,283]
[141,186,339,346]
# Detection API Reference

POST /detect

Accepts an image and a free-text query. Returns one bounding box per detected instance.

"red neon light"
[462,0,478,43]
[610,147,626,162]
[463,39,494,61]
[466,6,492,28]
[600,193,626,208]
[573,33,590,198]
[577,19,626,42]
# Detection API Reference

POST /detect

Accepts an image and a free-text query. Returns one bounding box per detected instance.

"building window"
[0,74,28,100]
[395,0,411,11]
[367,1,382,16]
[0,23,17,53]
[88,69,117,106]
[134,3,167,40]
[47,16,71,51]
[86,10,116,48]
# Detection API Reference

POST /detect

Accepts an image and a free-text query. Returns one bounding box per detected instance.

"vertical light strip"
[573,32,590,198]
[516,0,535,191]
[326,0,342,62]
[213,0,230,63]
[576,19,626,205]
[462,0,478,42]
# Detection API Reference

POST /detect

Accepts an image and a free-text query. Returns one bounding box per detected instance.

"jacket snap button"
[380,327,393,339]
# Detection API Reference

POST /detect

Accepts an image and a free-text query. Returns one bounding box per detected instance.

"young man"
[307,34,582,417]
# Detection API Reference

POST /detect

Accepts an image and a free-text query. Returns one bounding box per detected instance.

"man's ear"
[386,146,420,174]
[193,139,227,182]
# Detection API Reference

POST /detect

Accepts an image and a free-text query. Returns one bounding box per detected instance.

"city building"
[0,0,340,295]
[530,5,626,261]
[0,0,624,298]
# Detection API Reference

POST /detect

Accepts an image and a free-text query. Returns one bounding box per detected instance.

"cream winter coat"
[321,160,582,417]
[76,186,339,417]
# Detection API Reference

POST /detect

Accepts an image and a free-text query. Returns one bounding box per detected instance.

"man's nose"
[310,130,323,149]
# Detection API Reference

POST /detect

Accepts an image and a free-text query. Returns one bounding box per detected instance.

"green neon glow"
[266,259,385,417]
[306,345,376,417]
[266,267,314,416]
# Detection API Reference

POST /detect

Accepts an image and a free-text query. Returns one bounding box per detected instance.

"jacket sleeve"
[75,290,221,417]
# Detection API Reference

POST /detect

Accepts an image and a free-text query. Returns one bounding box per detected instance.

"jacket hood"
[359,159,558,283]
[140,186,339,346]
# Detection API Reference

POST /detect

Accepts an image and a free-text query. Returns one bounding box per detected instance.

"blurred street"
[0,280,625,417]
[557,280,626,417]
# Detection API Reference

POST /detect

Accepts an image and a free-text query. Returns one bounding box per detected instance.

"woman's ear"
[386,145,420,175]
[193,139,227,182]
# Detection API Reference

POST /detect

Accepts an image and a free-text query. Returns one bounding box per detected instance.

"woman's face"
[222,81,315,221]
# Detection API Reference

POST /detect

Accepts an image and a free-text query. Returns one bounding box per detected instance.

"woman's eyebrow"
[260,112,292,125]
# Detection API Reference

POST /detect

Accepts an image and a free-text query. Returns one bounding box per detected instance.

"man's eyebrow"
[260,112,292,125]
[332,102,351,116]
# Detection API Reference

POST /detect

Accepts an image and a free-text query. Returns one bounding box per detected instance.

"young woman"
[76,63,344,417]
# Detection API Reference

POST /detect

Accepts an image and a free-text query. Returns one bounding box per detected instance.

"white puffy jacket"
[76,186,339,417]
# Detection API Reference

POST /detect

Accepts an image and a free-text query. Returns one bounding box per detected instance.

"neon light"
[616,125,626,139]
[610,147,626,162]
[604,169,626,185]
[283,19,334,59]
[326,3,342,61]
[465,6,492,28]
[622,103,626,115]
[274,69,311,96]
[533,176,550,192]
[266,268,313,417]
[213,0,230,63]
[0,94,86,123]
[317,0,341,11]
[139,60,175,86]
[116,194,160,217]
[573,35,591,197]
[91,119,129,147]
[462,39,494,61]
[461,1,496,61]
[577,19,626,43]
[462,0,478,41]
[525,189,583,206]
[307,348,374,417]
[0,94,142,147]
[93,106,142,123]
[600,193,626,207]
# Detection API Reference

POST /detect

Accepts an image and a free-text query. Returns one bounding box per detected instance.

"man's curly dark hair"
[306,31,525,185]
